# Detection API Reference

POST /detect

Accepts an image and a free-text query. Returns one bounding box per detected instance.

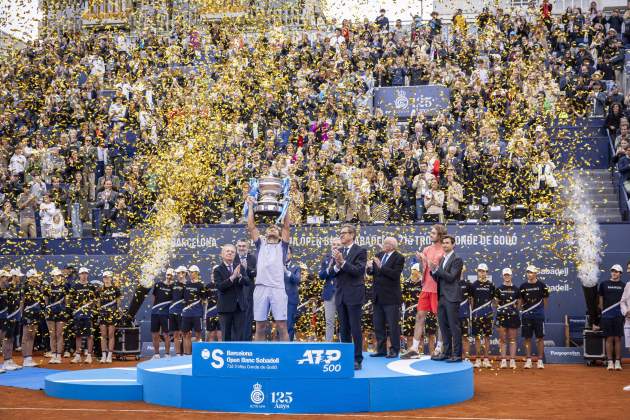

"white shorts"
[253,285,288,322]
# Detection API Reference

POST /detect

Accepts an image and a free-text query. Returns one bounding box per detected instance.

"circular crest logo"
[250,383,264,404]
[201,349,211,360]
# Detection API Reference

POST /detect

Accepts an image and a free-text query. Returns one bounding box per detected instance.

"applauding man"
[421,235,464,362]
[368,237,405,358]
[330,224,367,370]
[215,244,250,341]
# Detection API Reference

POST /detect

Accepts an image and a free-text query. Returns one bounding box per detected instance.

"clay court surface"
[0,355,628,420]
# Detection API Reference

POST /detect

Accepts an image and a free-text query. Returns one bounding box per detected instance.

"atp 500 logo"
[297,349,342,373]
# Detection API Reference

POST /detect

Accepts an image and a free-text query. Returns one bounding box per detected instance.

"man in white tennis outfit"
[246,196,291,341]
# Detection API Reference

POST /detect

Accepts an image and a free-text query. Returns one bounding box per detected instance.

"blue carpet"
[0,368,64,390]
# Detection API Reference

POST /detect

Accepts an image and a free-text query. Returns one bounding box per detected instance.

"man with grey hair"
[367,237,405,358]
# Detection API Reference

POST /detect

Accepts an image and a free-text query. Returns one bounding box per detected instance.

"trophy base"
[255,203,283,217]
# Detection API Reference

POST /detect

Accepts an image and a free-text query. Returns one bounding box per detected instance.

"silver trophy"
[254,176,285,217]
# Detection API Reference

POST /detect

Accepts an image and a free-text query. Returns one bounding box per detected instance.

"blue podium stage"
[44,343,473,413]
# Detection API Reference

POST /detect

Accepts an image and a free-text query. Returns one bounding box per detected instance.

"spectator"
[96,180,119,236]
[424,177,444,222]
[0,201,18,238]
[39,193,57,235]
[376,9,389,31]
[17,190,37,238]
[45,211,68,239]
[618,146,630,193]
[445,171,465,221]
[97,165,121,193]
[110,197,131,237]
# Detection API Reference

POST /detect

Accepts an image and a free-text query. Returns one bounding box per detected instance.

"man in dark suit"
[367,237,405,358]
[318,238,342,342]
[330,224,367,370]
[421,234,464,362]
[235,239,257,340]
[284,247,301,341]
[215,244,251,341]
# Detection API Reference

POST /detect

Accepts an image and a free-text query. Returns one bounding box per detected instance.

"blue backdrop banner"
[373,85,450,117]
[192,342,354,378]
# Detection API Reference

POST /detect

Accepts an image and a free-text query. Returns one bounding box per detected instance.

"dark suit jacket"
[432,252,464,303]
[318,255,336,301]
[367,250,405,305]
[331,243,367,306]
[214,261,251,313]
[235,252,257,309]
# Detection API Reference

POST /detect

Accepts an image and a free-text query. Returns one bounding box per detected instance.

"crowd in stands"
[1,2,630,238]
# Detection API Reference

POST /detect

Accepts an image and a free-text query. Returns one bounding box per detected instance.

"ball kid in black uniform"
[21,269,45,367]
[205,269,221,342]
[181,265,205,355]
[70,267,98,364]
[470,263,495,368]
[150,268,173,359]
[169,266,187,356]
[2,270,22,371]
[494,268,520,369]
[44,268,68,364]
[598,264,626,371]
[519,265,549,369]
[98,271,121,364]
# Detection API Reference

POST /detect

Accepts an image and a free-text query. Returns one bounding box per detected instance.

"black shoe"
[431,354,448,361]
[385,352,398,359]
[354,361,362,370]
[447,357,463,363]
[369,352,387,357]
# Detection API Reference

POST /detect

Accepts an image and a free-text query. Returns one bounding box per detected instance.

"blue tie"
[382,253,389,266]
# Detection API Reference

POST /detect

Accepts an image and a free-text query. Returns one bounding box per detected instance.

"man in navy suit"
[318,238,342,342]
[367,237,405,358]
[235,239,257,341]
[421,235,464,362]
[284,247,301,341]
[330,224,367,370]
[214,244,251,341]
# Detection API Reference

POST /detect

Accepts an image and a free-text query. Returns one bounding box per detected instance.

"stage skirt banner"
[372,85,451,117]
[192,342,354,379]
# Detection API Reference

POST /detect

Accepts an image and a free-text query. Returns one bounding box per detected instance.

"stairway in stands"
[577,169,623,223]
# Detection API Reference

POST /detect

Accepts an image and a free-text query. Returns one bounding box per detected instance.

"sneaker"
[106,353,112,363]
[85,354,93,364]
[5,360,21,370]
[44,351,52,358]
[614,360,622,371]
[165,354,171,359]
[482,358,492,368]
[524,358,533,369]
[509,359,517,369]
[624,385,630,391]
[22,357,39,367]
[537,360,544,369]
[474,359,482,368]
[71,354,82,364]
[401,349,420,359]
[99,354,107,364]
[48,356,56,364]
[63,351,70,358]
[52,355,62,364]
[151,354,161,360]
[500,359,508,369]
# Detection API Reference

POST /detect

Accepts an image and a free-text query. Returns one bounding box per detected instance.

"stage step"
[44,367,142,401]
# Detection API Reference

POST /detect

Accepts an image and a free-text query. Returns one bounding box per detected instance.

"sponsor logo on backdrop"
[249,383,294,410]
[550,350,581,357]
[209,349,280,371]
[292,233,519,249]
[250,383,265,405]
[297,349,342,373]
[201,348,210,360]
[172,235,218,250]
